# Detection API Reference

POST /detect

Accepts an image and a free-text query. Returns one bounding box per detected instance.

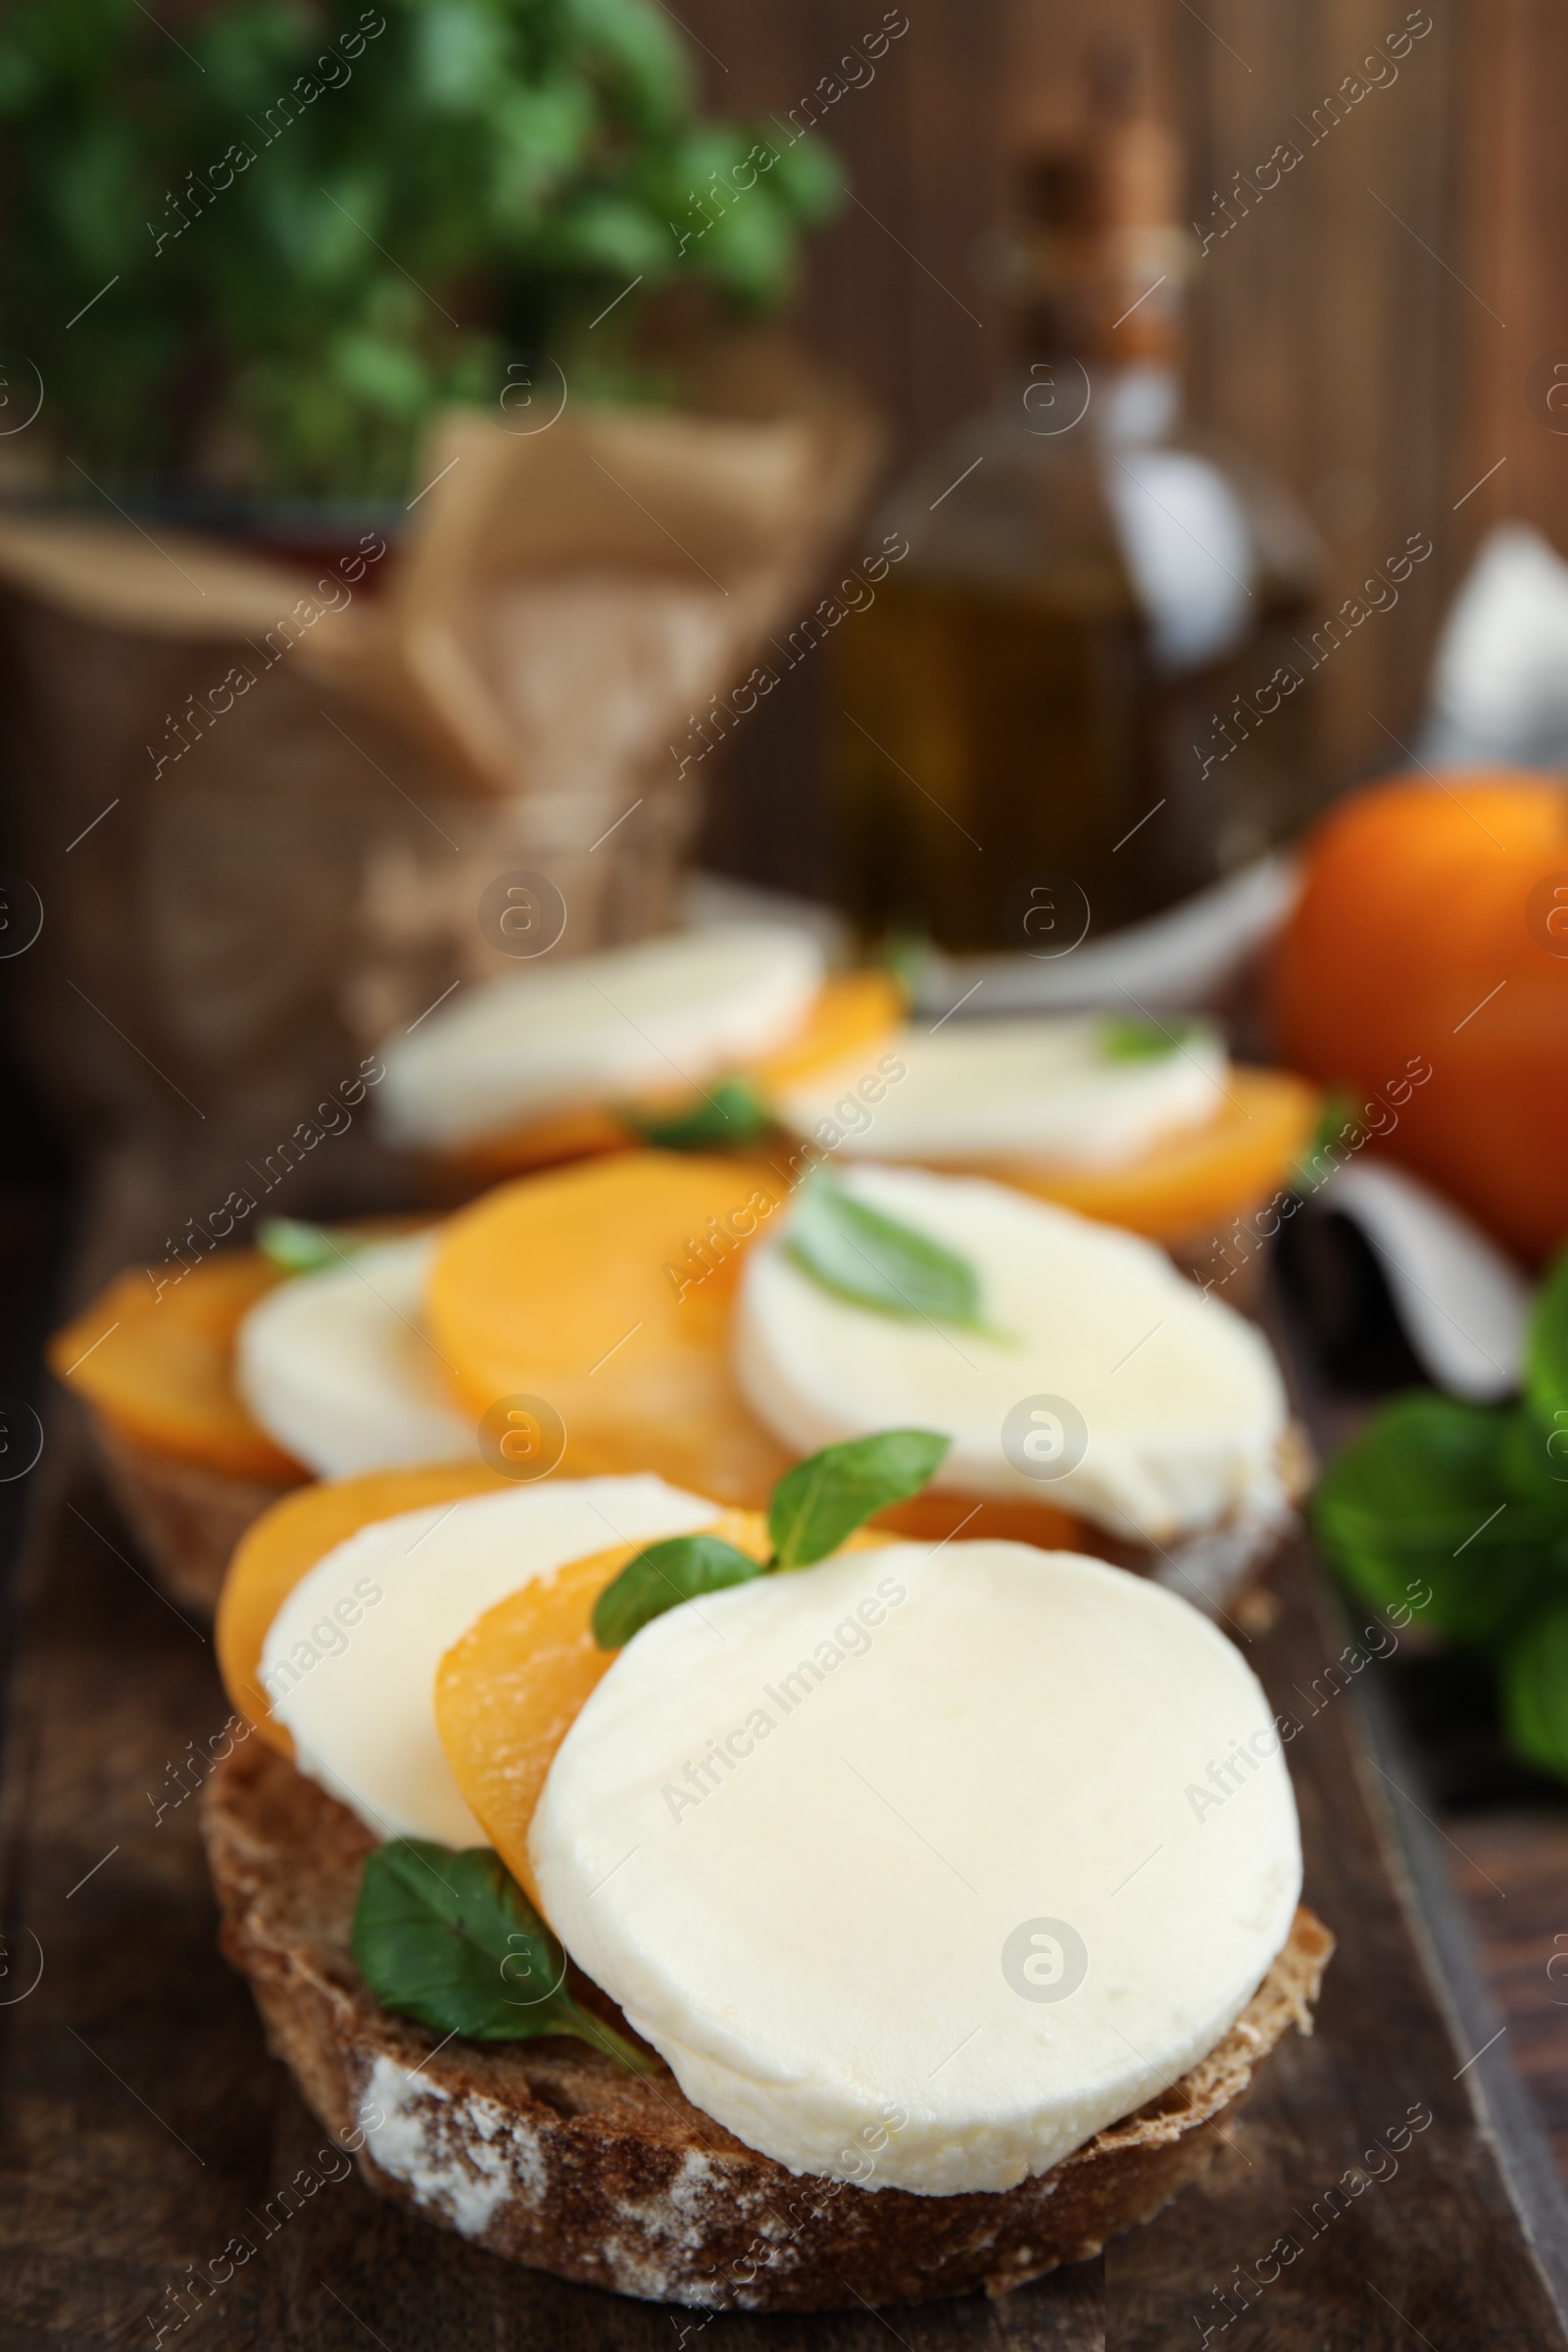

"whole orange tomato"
[1273,769,1568,1261]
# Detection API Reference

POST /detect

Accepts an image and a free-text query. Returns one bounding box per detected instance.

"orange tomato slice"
[426,1152,797,1505]
[427,1151,1098,1549]
[438,1102,633,1186]
[435,1513,894,1909]
[434,1508,771,1906]
[874,1489,1086,1548]
[50,1255,303,1484]
[435,972,905,1183]
[217,1458,515,1753]
[947,1067,1320,1242]
[748,968,904,1094]
[52,1215,445,1483]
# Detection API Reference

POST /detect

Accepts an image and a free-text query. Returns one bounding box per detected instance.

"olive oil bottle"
[831,58,1321,955]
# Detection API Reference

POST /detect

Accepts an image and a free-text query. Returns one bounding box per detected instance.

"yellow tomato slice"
[952,1067,1321,1242]
[435,1508,770,1906]
[434,972,905,1182]
[216,1458,516,1754]
[426,1152,797,1505]
[438,1102,633,1186]
[50,1255,303,1484]
[747,969,904,1093]
[428,1151,1101,1545]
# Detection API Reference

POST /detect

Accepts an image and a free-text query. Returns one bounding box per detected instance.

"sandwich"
[204,1435,1331,2309]
[52,1152,1307,1617]
[422,1151,1310,1610]
[374,921,904,1184]
[768,1008,1318,1286]
[372,925,1317,1268]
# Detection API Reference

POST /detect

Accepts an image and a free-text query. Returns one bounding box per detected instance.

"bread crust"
[91,1417,301,1618]
[203,1740,1332,2312]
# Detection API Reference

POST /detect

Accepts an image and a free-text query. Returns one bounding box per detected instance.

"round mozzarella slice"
[777,1015,1227,1168]
[377,924,825,1150]
[532,1541,1301,2194]
[262,1475,719,1844]
[734,1163,1288,1542]
[236,1234,475,1480]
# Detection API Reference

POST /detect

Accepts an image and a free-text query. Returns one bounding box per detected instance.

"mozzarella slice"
[262,1475,719,1844]
[533,1541,1301,2193]
[377,924,825,1150]
[734,1164,1288,1542]
[236,1234,475,1480]
[776,1015,1227,1168]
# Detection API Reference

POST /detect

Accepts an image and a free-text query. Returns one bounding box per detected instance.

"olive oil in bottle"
[832,56,1321,955]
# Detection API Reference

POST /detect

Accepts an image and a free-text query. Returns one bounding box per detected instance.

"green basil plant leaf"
[1097,1015,1200,1063]
[0,0,843,501]
[257,1216,358,1278]
[352,1839,653,2068]
[627,1076,772,1152]
[785,1177,994,1332]
[1312,1391,1568,1648]
[1501,1599,1568,1782]
[769,1430,951,1570]
[1525,1243,1568,1429]
[592,1532,764,1649]
[1496,1405,1568,1521]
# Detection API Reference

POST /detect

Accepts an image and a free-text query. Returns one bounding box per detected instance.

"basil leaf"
[1501,1600,1568,1781]
[592,1433,949,1642]
[592,1532,764,1649]
[351,1839,652,2068]
[1496,1406,1568,1520]
[1312,1392,1568,1646]
[627,1077,771,1152]
[769,1430,950,1569]
[1097,1015,1200,1063]
[258,1217,359,1277]
[785,1178,987,1330]
[1526,1244,1568,1426]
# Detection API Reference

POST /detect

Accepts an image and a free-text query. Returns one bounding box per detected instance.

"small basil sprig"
[592,1427,950,1649]
[625,1077,772,1152]
[352,1839,653,2070]
[258,1216,362,1277]
[785,1177,1002,1334]
[1097,1015,1200,1063]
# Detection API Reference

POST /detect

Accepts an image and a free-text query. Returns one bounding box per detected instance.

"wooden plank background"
[691,0,1568,895]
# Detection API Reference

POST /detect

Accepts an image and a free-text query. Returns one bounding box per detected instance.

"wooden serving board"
[3,1431,1567,2347]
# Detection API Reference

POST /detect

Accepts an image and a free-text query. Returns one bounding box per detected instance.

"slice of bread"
[91,1407,1307,1629]
[92,1419,302,1619]
[204,1739,1332,2312]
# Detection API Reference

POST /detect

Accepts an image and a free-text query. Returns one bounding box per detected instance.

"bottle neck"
[1009,220,1192,371]
[1007,356,1182,451]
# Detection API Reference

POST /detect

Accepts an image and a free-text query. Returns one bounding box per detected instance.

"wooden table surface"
[1446,1811,1568,2183]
